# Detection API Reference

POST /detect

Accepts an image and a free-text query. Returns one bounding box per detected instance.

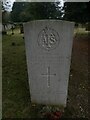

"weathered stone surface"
[24,20,74,107]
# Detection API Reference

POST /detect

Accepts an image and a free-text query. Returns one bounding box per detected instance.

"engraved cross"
[41,66,56,87]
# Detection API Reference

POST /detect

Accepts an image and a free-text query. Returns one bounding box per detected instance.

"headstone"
[24,20,74,107]
[20,24,24,34]
[2,24,7,35]
[11,25,14,35]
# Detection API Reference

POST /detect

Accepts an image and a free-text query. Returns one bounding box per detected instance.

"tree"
[25,2,63,20]
[11,2,29,22]
[2,10,7,34]
[2,2,11,34]
[11,2,63,22]
[2,10,10,24]
[63,2,89,23]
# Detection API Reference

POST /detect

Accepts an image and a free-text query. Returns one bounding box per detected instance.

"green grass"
[2,30,45,118]
[0,33,2,119]
[2,33,31,118]
[2,28,88,118]
[74,27,89,34]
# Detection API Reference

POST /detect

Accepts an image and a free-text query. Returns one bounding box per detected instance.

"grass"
[2,33,30,118]
[2,28,89,118]
[0,32,2,119]
[74,27,89,35]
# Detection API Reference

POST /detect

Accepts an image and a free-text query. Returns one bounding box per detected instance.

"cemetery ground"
[2,27,89,118]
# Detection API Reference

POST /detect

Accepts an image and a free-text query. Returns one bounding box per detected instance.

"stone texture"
[24,20,74,107]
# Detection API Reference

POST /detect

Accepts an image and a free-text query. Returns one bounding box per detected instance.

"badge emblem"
[38,26,60,51]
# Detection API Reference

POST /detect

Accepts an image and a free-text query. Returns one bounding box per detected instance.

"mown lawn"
[2,28,89,118]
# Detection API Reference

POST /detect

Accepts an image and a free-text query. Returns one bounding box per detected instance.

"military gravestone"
[24,20,74,107]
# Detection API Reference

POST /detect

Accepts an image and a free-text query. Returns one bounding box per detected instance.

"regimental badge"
[38,26,60,51]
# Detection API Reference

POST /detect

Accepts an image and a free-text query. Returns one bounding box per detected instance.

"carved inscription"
[38,26,60,51]
[41,66,56,87]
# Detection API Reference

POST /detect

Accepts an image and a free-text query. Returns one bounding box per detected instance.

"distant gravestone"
[11,25,14,35]
[20,24,24,34]
[24,20,74,107]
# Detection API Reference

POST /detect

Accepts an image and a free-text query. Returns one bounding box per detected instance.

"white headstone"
[24,20,74,107]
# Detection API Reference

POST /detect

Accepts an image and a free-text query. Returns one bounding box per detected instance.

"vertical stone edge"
[66,22,75,108]
[23,23,32,102]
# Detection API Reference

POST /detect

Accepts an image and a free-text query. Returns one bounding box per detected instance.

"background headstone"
[20,23,24,34]
[24,20,74,107]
